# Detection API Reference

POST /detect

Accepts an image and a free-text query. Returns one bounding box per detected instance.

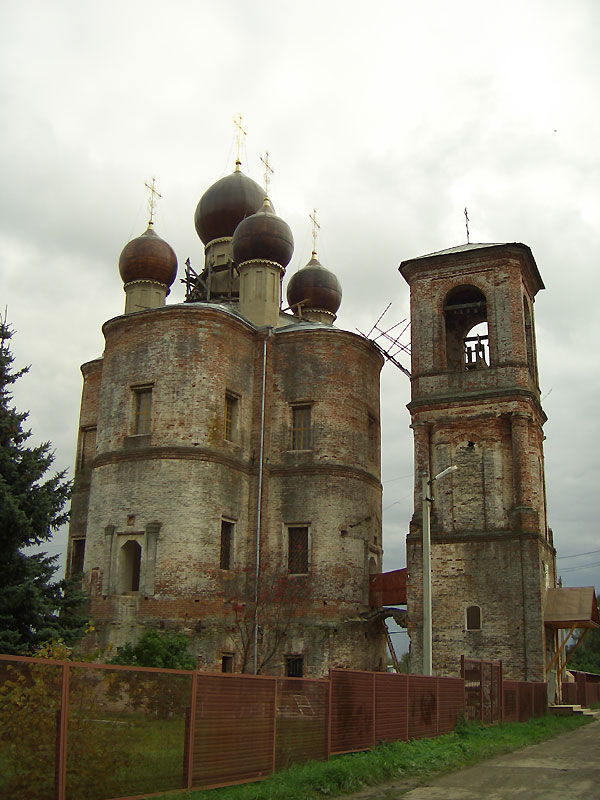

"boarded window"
[291,406,312,450]
[466,605,481,631]
[285,655,304,677]
[134,388,152,434]
[220,520,234,570]
[288,526,309,574]
[70,539,85,575]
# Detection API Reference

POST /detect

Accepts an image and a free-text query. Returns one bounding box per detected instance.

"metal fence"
[562,671,600,707]
[0,654,548,800]
[502,680,547,722]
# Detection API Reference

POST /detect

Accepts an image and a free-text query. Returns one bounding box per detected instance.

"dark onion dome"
[286,253,342,315]
[118,224,178,287]
[194,164,267,245]
[231,197,294,268]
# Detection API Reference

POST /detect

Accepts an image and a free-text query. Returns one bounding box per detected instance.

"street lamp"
[422,465,457,676]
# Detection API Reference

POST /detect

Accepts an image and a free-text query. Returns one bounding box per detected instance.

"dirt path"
[341,718,600,800]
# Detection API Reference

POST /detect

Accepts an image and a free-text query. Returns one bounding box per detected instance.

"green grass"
[152,714,593,800]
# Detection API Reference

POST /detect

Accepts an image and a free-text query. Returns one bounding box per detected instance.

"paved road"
[349,718,600,800]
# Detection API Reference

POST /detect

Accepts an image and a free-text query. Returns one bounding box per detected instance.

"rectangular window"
[288,526,309,574]
[368,414,377,461]
[221,653,234,673]
[285,655,304,678]
[70,539,85,575]
[134,387,152,435]
[79,427,97,470]
[291,405,312,450]
[220,520,234,570]
[224,393,239,441]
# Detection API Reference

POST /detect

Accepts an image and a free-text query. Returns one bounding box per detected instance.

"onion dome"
[118,224,178,287]
[194,164,266,245]
[231,198,294,268]
[287,253,342,315]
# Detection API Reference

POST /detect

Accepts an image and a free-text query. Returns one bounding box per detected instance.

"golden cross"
[144,177,161,226]
[233,114,247,168]
[260,151,274,195]
[309,208,320,255]
[464,207,470,244]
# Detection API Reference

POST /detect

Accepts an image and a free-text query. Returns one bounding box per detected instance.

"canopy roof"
[544,587,599,629]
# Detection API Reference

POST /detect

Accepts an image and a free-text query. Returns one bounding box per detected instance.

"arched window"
[466,605,482,631]
[119,540,142,593]
[368,556,378,575]
[444,286,489,370]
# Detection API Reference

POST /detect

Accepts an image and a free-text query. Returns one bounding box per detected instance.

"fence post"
[186,671,198,790]
[54,662,69,800]
[436,677,440,736]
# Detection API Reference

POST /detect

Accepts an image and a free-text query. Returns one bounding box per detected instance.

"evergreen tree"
[0,318,88,653]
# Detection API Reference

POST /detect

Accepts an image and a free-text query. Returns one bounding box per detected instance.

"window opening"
[120,540,142,593]
[220,520,234,570]
[285,655,304,677]
[134,388,152,435]
[368,414,378,461]
[221,653,234,672]
[466,605,481,631]
[523,297,535,377]
[291,406,312,450]
[79,427,97,469]
[288,526,309,574]
[224,393,239,441]
[443,286,488,370]
[70,539,85,575]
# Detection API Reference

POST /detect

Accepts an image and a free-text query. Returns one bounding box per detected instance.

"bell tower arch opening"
[443,285,488,370]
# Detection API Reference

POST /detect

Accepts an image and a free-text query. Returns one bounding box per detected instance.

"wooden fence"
[0,654,547,800]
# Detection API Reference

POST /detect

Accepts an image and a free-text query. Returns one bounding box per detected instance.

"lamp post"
[422,465,457,676]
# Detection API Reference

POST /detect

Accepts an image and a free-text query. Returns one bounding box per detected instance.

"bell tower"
[400,243,556,681]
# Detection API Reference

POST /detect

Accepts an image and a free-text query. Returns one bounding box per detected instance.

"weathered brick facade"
[400,243,556,682]
[67,290,386,676]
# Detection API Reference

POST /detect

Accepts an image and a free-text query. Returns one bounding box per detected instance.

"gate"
[461,656,502,723]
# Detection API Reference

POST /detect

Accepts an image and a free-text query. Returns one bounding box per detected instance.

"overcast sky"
[2,1,598,611]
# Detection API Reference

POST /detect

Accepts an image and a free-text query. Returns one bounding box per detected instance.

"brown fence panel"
[275,678,328,770]
[517,682,533,722]
[562,682,577,704]
[533,682,547,717]
[407,675,438,739]
[374,673,408,743]
[438,677,464,734]
[191,674,276,789]
[0,658,64,800]
[67,665,192,800]
[329,670,374,754]
[503,681,519,722]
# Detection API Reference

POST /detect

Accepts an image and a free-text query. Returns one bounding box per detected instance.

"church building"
[66,160,387,677]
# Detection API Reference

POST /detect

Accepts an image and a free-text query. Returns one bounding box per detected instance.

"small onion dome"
[194,165,267,245]
[118,224,178,287]
[286,253,342,315]
[231,198,294,268]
